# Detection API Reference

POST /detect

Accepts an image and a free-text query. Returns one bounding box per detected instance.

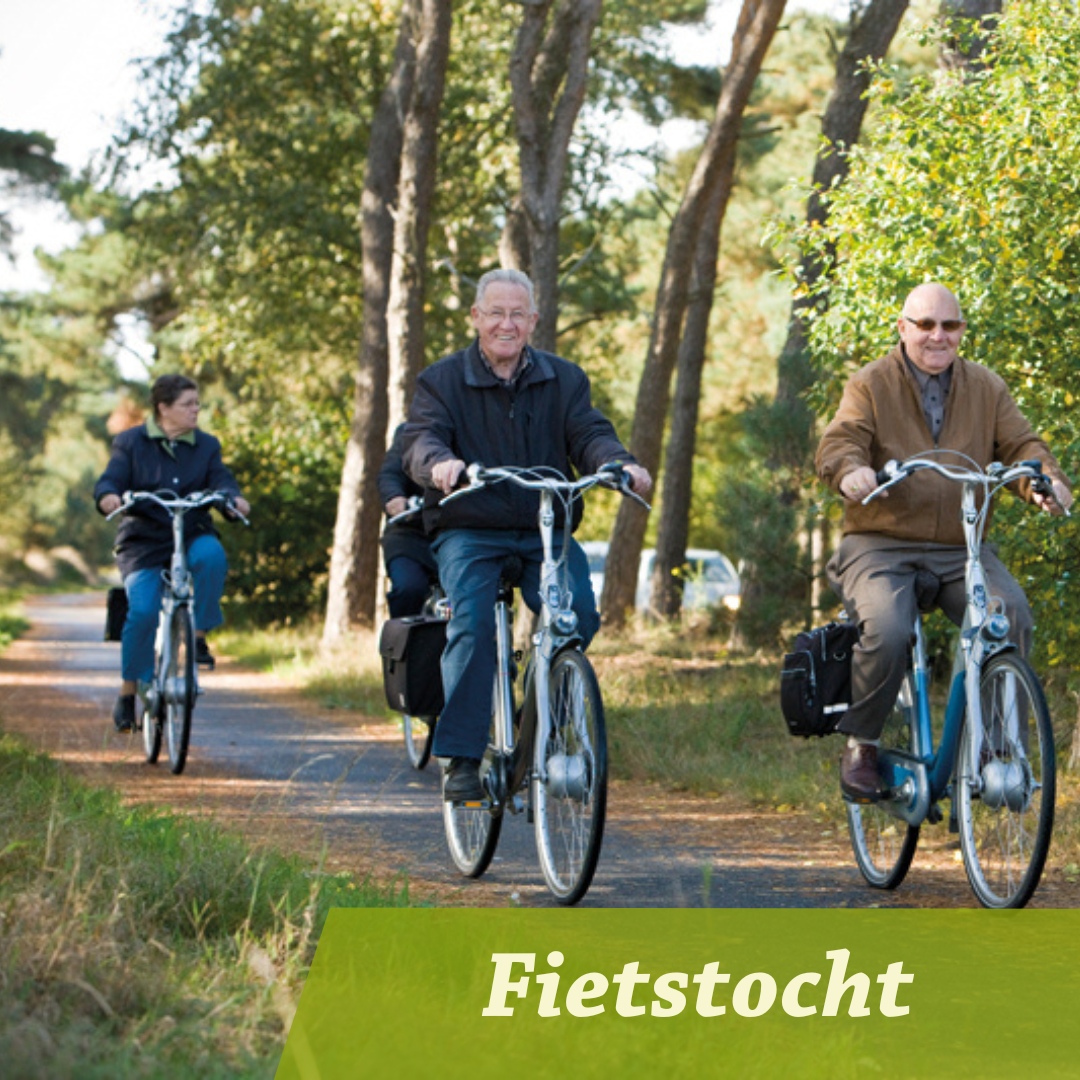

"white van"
[579,541,740,613]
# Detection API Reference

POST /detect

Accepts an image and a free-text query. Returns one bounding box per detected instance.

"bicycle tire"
[957,652,1055,909]
[533,649,607,905]
[403,715,435,770]
[165,610,196,775]
[442,747,503,877]
[141,686,162,765]
[846,671,920,889]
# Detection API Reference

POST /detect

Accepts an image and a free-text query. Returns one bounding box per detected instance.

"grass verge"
[0,733,418,1080]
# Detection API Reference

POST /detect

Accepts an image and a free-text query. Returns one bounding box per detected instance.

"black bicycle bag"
[379,614,447,718]
[104,586,128,643]
[779,621,859,738]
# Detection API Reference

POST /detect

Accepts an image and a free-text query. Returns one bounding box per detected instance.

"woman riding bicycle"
[94,374,251,733]
[816,283,1072,802]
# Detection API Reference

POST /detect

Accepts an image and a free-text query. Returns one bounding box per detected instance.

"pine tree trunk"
[386,0,454,431]
[508,0,603,353]
[323,2,419,641]
[601,0,788,627]
[649,153,735,619]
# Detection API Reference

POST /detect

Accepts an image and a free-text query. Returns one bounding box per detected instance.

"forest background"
[1,0,1078,677]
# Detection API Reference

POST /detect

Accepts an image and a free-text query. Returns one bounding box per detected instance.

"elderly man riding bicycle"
[816,283,1072,802]
[401,268,650,802]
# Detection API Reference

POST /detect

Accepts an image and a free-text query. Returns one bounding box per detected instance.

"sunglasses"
[903,315,965,333]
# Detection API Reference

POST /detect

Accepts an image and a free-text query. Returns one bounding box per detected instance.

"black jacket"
[402,340,635,534]
[94,424,242,577]
[378,424,436,571]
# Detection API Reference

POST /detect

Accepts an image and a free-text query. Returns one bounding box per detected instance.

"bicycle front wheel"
[164,610,196,775]
[957,652,1055,909]
[141,686,162,765]
[403,715,435,770]
[533,650,607,905]
[846,671,920,889]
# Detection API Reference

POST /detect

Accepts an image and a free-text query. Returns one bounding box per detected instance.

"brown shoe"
[841,741,885,803]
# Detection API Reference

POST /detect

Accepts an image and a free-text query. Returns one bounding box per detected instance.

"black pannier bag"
[104,586,128,643]
[780,621,859,738]
[379,615,447,718]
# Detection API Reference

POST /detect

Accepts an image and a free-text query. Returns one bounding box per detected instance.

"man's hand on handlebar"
[620,463,652,498]
[98,493,123,516]
[432,458,467,495]
[841,466,885,503]
[1032,477,1072,517]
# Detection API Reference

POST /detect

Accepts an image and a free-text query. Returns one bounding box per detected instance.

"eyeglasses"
[477,308,534,325]
[903,315,965,333]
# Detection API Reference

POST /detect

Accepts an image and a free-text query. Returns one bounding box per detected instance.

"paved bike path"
[0,594,1001,909]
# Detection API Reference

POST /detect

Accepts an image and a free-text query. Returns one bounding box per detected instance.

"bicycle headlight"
[553,610,578,636]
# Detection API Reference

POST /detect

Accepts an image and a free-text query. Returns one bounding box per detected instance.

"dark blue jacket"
[401,341,635,534]
[378,423,436,572]
[94,424,242,576]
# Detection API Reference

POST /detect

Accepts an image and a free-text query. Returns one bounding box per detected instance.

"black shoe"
[443,757,485,802]
[840,741,885,803]
[113,694,136,733]
[196,638,215,670]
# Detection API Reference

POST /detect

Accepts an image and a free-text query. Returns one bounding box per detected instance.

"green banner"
[277,910,1080,1079]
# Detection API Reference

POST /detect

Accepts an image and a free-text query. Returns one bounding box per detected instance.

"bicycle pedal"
[453,798,492,811]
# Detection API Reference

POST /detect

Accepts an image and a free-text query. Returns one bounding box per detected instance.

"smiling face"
[897,284,966,375]
[471,281,538,370]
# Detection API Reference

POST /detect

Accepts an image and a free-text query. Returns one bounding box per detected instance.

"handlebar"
[440,462,651,511]
[106,489,250,525]
[386,494,424,527]
[863,455,1069,516]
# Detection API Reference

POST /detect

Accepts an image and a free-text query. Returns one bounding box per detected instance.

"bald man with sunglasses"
[816,283,1072,801]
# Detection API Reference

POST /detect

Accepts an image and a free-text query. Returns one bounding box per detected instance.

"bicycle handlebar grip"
[875,460,901,486]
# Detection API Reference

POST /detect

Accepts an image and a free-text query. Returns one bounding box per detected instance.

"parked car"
[579,541,740,613]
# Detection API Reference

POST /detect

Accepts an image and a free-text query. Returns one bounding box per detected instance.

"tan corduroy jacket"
[815,345,1070,546]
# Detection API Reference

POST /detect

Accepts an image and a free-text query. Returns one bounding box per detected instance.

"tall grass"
[0,735,416,1079]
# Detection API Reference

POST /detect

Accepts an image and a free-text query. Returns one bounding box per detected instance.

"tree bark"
[506,0,604,352]
[940,0,1004,70]
[601,0,788,628]
[386,0,454,432]
[648,146,736,619]
[774,0,911,422]
[323,2,419,641]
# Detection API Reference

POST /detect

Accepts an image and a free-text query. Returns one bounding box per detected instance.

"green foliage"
[790,0,1080,663]
[217,407,344,625]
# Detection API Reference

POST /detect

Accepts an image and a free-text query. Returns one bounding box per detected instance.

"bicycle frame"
[442,464,645,804]
[866,455,1057,825]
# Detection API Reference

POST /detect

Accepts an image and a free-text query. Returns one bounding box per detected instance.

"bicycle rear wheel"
[957,652,1054,909]
[164,609,196,775]
[533,649,607,905]
[403,715,435,770]
[442,748,502,877]
[846,671,920,889]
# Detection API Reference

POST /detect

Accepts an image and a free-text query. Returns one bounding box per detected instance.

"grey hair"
[475,268,536,312]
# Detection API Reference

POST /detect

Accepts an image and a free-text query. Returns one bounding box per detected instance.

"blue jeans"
[386,556,433,618]
[122,534,229,683]
[430,528,600,761]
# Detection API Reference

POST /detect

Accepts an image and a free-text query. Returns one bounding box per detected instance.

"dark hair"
[150,374,199,419]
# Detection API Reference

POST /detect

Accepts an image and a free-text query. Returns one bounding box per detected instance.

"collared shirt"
[903,350,952,440]
[146,415,197,459]
[479,344,533,388]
